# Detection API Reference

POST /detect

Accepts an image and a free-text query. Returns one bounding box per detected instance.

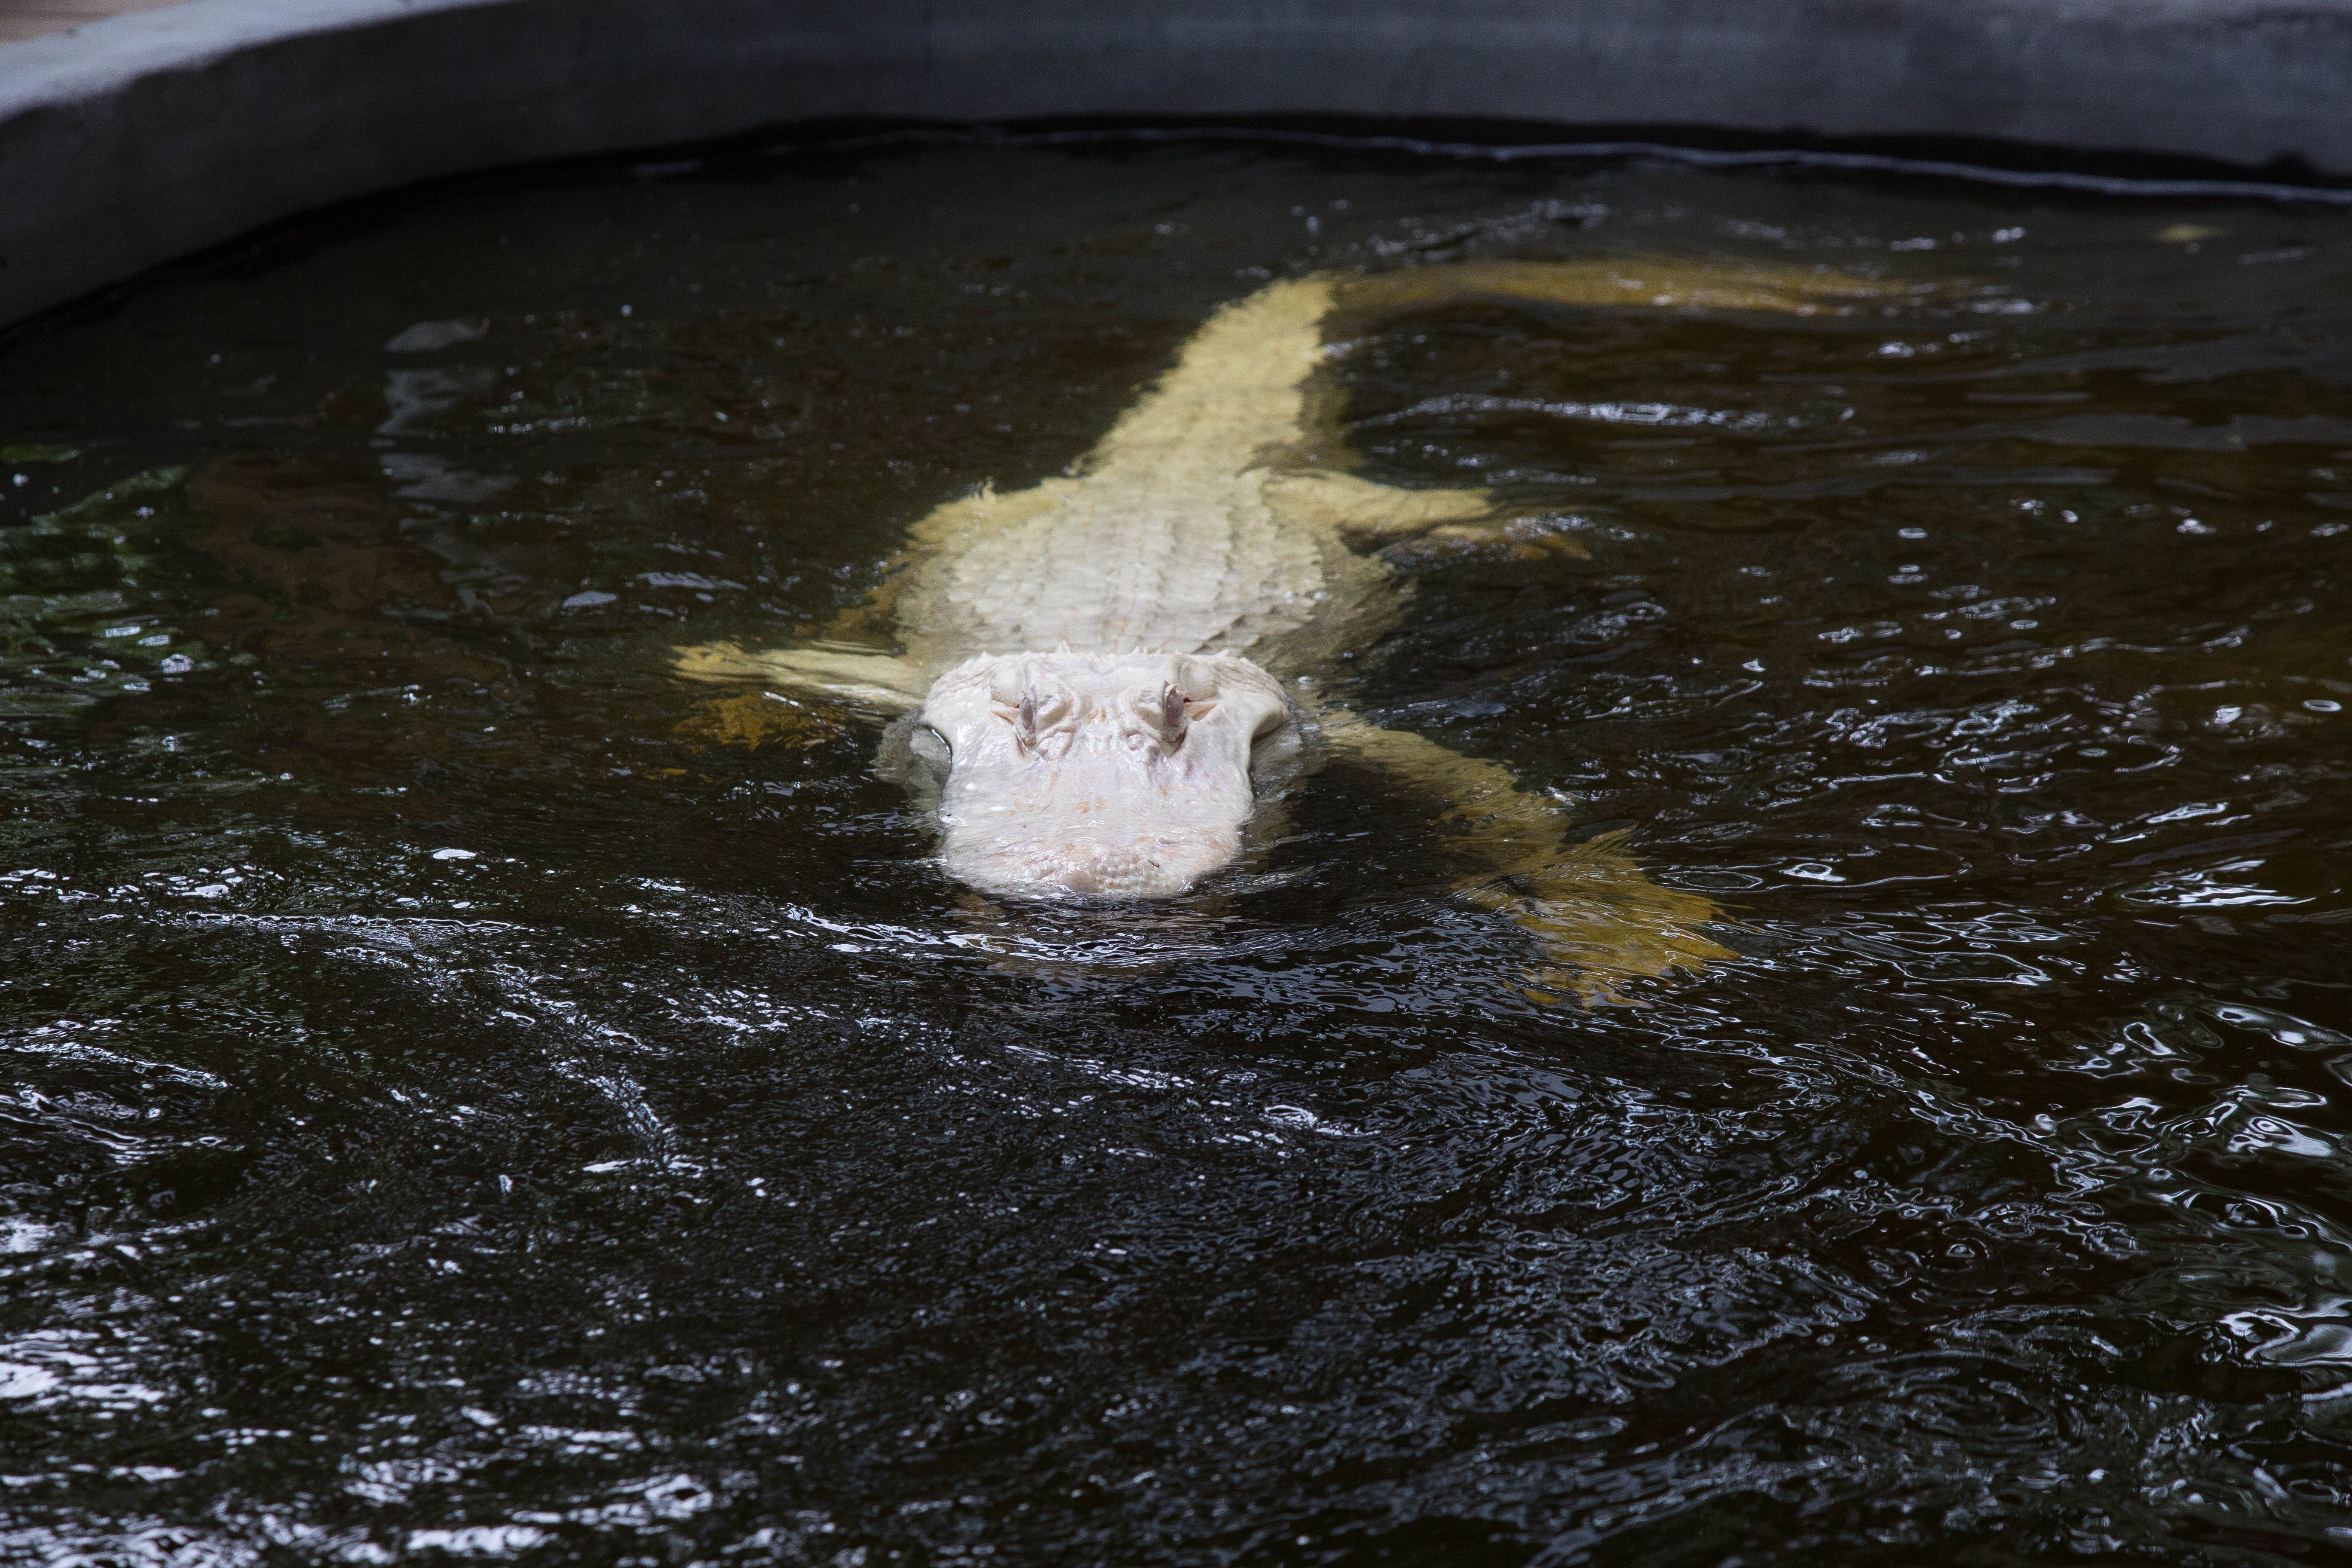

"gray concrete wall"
[5,0,2352,329]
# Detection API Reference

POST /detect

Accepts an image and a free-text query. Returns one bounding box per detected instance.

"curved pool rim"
[8,0,2352,331]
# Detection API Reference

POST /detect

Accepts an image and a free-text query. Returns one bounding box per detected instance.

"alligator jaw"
[919,650,1290,899]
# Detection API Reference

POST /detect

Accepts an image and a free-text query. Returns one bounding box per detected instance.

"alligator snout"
[920,649,1290,899]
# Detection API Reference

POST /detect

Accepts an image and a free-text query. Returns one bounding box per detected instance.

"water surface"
[6,136,2352,1564]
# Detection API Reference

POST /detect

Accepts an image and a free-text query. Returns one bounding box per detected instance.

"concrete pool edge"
[8,0,2352,331]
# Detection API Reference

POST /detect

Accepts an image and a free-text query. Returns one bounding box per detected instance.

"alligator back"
[887,277,1392,675]
[880,259,1907,677]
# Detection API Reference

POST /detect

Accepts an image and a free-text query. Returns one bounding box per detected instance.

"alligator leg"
[671,641,929,716]
[1263,468,1588,558]
[1265,469,1496,542]
[1319,710,1733,1003]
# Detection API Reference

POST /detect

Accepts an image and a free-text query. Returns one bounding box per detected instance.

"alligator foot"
[1382,518,1592,563]
[673,689,848,752]
[1319,708,1732,1003]
[1457,830,1736,1005]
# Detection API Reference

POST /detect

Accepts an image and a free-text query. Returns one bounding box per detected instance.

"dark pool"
[6,132,2352,1564]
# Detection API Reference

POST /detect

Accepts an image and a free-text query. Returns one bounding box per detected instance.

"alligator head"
[914,650,1293,898]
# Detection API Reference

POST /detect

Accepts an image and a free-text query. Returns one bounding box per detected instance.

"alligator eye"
[990,675,1067,747]
[1133,684,1191,748]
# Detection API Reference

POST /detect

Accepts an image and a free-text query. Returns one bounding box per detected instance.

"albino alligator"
[677,257,1891,998]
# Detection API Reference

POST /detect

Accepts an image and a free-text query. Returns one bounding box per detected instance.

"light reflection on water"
[4,136,2352,1562]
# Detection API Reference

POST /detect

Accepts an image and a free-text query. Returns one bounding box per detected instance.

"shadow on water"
[5,136,2352,1563]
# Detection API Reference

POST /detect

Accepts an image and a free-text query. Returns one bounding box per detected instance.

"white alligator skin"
[676,257,1900,995]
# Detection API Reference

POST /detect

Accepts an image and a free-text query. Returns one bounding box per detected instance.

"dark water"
[6,135,2352,1565]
